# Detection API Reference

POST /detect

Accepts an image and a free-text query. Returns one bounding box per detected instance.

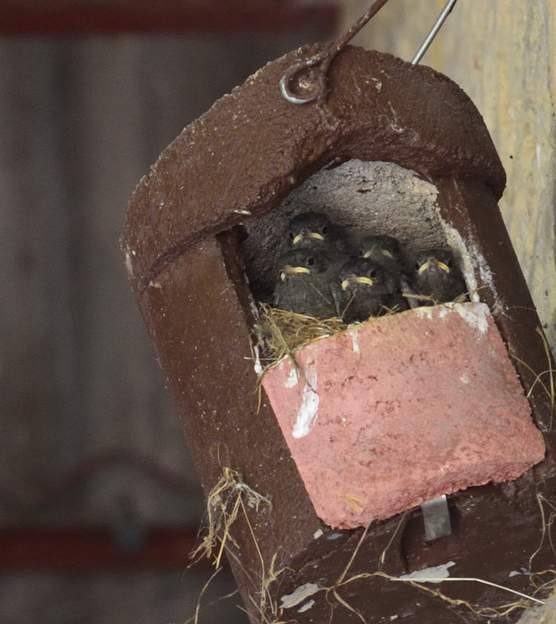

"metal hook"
[279,0,390,105]
[411,0,458,65]
[279,56,324,105]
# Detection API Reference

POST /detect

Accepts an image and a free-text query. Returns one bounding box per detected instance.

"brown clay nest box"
[123,45,555,624]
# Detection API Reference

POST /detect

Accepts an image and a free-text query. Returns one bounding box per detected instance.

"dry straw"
[257,303,346,365]
[191,467,271,569]
[189,466,290,623]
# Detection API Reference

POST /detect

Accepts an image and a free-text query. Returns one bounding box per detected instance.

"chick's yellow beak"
[418,259,450,274]
[292,232,324,246]
[341,276,374,290]
[281,265,311,281]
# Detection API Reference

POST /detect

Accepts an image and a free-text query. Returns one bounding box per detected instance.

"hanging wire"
[411,0,458,65]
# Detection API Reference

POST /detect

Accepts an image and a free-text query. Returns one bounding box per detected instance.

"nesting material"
[262,302,545,529]
[258,304,347,364]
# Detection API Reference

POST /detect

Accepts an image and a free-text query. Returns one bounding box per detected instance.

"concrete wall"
[342,0,556,347]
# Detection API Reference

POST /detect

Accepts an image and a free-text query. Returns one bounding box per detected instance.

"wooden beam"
[1,1,339,35]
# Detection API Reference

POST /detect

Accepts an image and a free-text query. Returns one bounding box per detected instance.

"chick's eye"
[307,257,315,266]
[321,226,328,235]
[415,262,421,270]
[369,269,376,278]
[289,231,295,240]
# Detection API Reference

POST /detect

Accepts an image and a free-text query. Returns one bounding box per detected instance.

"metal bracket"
[421,495,452,541]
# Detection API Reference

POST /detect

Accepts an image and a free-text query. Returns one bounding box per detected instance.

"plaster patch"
[280,583,321,609]
[399,561,455,583]
[292,362,319,439]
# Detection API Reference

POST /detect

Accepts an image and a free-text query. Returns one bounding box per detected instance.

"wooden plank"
[1,1,338,34]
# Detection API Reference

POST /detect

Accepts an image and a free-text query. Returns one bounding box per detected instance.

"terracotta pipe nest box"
[123,45,556,623]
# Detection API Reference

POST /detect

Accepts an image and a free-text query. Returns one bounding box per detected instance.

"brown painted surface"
[124,45,556,622]
[122,45,505,294]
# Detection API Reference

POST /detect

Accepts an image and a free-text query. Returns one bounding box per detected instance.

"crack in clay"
[292,361,319,438]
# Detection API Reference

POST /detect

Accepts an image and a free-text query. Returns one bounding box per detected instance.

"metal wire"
[411,0,458,65]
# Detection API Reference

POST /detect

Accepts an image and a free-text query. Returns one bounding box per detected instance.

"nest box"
[123,46,556,623]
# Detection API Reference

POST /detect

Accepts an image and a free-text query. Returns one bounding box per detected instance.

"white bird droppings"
[280,583,321,609]
[399,561,455,583]
[292,362,319,439]
[350,330,361,354]
[285,367,299,388]
[453,302,490,334]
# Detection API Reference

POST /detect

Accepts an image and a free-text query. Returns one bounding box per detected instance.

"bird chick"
[287,211,347,253]
[412,248,467,305]
[358,234,403,278]
[273,249,337,319]
[336,258,406,324]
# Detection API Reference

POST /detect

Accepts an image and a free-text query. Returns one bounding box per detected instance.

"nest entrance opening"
[236,159,481,361]
[240,159,468,301]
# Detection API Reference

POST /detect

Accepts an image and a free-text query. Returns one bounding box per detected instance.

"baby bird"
[358,234,403,279]
[336,258,406,324]
[273,249,337,318]
[287,211,347,254]
[412,248,467,305]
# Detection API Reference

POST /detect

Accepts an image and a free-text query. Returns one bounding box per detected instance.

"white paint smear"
[280,583,321,609]
[399,561,455,584]
[292,362,319,439]
[285,367,299,388]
